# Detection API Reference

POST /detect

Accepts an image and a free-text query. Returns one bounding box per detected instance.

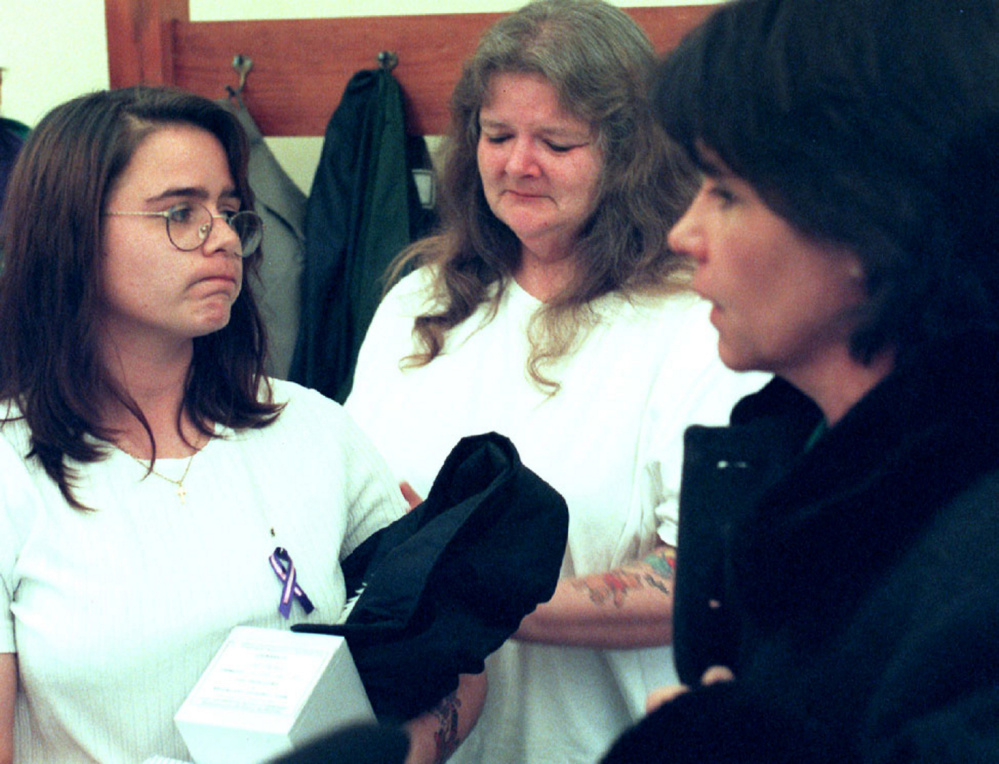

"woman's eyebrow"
[479,117,591,142]
[479,116,510,130]
[144,186,240,204]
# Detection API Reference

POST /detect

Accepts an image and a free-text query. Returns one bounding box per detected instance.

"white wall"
[0,0,710,192]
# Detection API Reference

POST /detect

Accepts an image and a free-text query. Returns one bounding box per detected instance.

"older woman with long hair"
[344,1,766,762]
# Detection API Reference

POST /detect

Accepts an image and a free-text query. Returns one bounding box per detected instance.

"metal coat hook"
[225,54,254,102]
[377,51,398,71]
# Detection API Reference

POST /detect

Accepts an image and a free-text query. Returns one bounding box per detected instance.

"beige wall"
[191,0,707,20]
[1,1,111,127]
[0,0,710,192]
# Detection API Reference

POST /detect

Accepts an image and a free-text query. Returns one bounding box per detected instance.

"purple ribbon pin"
[269,546,316,619]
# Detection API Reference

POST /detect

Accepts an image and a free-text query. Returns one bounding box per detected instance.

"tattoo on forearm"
[574,571,643,607]
[572,547,676,608]
[642,574,671,597]
[432,691,462,764]
[645,546,677,579]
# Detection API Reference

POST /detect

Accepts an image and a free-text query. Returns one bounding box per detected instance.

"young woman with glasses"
[0,86,483,764]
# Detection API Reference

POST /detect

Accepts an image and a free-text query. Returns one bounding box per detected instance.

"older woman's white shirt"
[346,269,769,764]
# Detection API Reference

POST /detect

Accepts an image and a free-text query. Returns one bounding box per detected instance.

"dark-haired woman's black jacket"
[602,332,999,763]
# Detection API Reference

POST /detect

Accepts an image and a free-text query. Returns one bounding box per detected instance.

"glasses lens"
[228,211,263,257]
[165,203,212,251]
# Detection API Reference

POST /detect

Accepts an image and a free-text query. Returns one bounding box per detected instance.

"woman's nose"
[668,195,706,262]
[203,213,243,257]
[505,137,540,176]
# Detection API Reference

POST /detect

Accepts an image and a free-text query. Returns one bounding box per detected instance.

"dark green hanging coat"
[290,67,436,402]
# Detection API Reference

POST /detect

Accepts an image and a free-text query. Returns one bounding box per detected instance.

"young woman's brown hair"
[0,86,281,507]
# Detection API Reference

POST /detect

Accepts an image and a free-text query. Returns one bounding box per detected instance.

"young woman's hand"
[645,665,735,712]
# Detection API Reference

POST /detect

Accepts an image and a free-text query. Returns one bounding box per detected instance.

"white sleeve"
[336,408,409,558]
[0,434,41,653]
[345,268,436,430]
[641,316,770,548]
[270,381,408,560]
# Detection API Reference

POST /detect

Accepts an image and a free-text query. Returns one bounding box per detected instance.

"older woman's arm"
[514,544,676,649]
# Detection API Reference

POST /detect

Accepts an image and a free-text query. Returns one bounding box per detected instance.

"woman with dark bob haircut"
[601,0,999,762]
[0,86,484,764]
[345,1,766,762]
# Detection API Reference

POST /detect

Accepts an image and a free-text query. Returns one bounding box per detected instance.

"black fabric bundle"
[268,723,409,764]
[295,432,569,721]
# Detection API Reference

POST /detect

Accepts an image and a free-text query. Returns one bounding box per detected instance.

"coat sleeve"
[599,681,842,764]
[861,470,999,763]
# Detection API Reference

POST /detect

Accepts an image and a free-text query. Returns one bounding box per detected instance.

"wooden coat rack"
[104,0,719,137]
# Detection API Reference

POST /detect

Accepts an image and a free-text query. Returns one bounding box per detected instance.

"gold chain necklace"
[122,440,206,505]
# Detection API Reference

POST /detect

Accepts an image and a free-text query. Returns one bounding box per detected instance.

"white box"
[175,627,375,764]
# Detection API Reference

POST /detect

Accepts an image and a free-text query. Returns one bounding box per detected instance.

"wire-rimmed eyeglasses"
[105,202,263,258]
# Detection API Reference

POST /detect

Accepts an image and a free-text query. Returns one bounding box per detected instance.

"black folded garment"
[295,432,569,721]
[268,722,409,764]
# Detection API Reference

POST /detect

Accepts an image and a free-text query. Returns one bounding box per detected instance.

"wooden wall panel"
[106,2,719,136]
[106,0,188,86]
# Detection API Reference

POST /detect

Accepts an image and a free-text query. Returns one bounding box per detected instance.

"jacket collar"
[730,331,999,626]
